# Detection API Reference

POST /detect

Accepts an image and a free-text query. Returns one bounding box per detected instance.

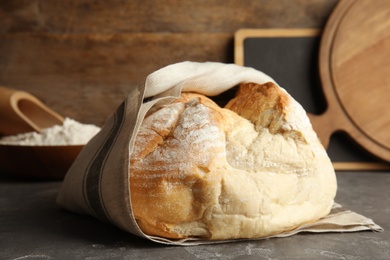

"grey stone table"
[1,171,389,260]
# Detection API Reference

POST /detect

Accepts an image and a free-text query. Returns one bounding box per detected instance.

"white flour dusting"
[0,118,101,146]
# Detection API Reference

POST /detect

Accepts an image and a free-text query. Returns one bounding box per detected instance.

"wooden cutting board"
[308,0,390,162]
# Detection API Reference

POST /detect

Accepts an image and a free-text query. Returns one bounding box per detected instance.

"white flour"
[0,118,101,146]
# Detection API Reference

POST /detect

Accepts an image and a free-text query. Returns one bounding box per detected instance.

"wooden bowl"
[0,144,83,180]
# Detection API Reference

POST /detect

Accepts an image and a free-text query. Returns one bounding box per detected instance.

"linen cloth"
[57,61,383,245]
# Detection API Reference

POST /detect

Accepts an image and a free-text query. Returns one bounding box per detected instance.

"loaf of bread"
[130,82,337,240]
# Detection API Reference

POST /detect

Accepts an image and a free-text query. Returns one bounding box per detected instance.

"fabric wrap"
[57,61,383,245]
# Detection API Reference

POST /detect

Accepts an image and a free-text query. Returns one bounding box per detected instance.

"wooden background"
[0,0,338,126]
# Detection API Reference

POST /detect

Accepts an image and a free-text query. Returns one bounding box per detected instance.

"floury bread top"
[130,83,337,240]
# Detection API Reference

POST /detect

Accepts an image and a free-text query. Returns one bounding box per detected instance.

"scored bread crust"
[130,82,337,240]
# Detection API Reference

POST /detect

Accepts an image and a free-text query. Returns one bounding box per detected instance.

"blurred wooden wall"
[0,0,337,126]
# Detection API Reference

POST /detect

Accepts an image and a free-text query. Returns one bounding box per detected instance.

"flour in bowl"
[0,118,101,146]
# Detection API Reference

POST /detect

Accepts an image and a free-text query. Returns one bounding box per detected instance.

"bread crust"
[130,82,337,240]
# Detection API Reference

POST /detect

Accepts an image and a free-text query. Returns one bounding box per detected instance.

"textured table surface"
[1,171,389,260]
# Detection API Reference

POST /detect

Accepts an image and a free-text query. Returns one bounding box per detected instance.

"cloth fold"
[57,61,383,245]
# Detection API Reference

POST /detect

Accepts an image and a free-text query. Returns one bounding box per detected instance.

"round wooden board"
[310,0,390,162]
